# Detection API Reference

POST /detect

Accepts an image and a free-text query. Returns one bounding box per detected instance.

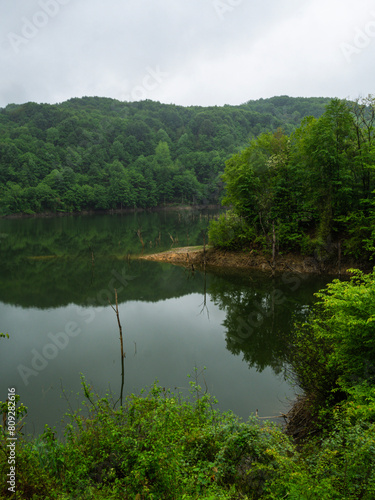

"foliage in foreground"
[290,269,375,410]
[1,269,375,498]
[1,375,287,499]
[0,370,375,499]
[284,268,375,497]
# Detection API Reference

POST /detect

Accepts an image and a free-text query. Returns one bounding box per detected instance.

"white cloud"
[0,0,374,107]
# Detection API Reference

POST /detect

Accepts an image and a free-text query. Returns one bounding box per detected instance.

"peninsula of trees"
[209,96,375,266]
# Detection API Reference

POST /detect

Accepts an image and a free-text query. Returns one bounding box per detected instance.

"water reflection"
[0,212,330,434]
[0,211,213,308]
[208,270,328,374]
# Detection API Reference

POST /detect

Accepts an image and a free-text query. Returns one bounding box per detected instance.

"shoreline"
[140,246,368,275]
[0,204,222,220]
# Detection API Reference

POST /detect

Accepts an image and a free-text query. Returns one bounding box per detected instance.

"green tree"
[35,182,60,211]
[303,99,356,238]
[173,169,202,204]
[351,95,375,200]
[221,129,292,251]
[154,141,176,203]
[1,182,27,214]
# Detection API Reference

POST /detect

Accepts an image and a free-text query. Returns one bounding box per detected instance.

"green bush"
[289,269,375,404]
[208,211,256,250]
[1,346,375,499]
[0,373,296,499]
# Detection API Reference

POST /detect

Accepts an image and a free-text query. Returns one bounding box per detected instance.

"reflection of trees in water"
[208,272,324,376]
[0,211,215,308]
[0,256,208,309]
[0,210,218,263]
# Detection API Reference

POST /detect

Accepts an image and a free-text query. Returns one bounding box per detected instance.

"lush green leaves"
[290,268,375,421]
[2,367,375,499]
[0,96,330,215]
[211,97,375,262]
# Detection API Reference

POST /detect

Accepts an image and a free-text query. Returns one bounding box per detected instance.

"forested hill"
[0,95,330,215]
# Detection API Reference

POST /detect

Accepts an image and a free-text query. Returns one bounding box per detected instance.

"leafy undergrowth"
[1,370,375,499]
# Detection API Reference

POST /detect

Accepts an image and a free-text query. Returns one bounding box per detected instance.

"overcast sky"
[0,0,374,108]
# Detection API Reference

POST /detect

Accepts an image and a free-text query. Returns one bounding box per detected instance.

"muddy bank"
[140,246,367,275]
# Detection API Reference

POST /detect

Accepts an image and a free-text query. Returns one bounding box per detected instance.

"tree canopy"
[0,95,330,215]
[209,96,375,264]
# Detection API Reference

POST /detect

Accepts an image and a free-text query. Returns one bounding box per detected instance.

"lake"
[0,210,330,436]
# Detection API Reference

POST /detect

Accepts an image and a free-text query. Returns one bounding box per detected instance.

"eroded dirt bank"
[140,246,368,275]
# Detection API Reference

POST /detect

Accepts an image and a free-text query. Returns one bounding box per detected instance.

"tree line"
[209,96,375,264]
[0,95,329,215]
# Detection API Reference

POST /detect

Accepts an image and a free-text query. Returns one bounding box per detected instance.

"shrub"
[208,210,256,250]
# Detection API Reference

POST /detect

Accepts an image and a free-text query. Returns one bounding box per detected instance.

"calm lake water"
[0,210,330,436]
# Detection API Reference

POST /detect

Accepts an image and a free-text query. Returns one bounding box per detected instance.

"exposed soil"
[140,246,365,275]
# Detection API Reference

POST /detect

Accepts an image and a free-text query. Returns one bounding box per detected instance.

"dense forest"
[0,96,330,215]
[209,96,375,266]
